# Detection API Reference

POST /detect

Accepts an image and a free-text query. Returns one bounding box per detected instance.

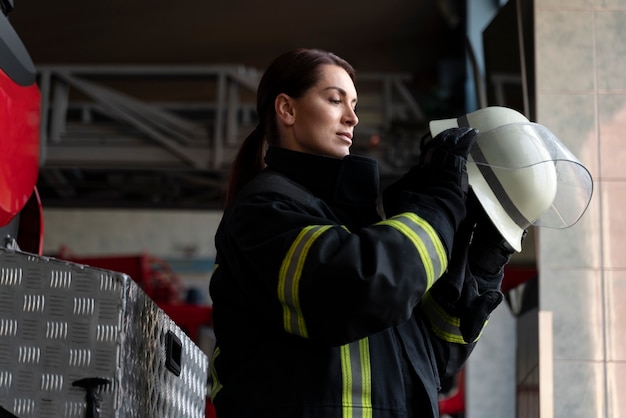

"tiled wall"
[535,0,626,416]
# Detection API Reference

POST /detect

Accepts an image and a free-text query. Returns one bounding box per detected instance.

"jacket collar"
[264,146,380,207]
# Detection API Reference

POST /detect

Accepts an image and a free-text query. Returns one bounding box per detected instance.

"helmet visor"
[468,122,593,230]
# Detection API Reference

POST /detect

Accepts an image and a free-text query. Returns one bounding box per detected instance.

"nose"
[344,106,359,127]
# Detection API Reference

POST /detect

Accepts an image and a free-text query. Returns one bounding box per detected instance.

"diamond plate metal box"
[0,248,208,418]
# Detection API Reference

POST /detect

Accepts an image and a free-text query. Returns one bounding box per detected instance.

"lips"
[337,131,353,141]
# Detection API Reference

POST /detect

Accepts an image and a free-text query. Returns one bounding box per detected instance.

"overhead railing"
[37,65,425,172]
[37,65,261,171]
[35,65,428,208]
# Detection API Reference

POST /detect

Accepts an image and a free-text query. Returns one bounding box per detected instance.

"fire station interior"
[4,0,607,416]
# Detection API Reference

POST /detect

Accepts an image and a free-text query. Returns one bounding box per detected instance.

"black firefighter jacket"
[209,146,503,418]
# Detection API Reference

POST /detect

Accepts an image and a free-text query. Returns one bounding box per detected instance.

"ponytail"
[225,125,266,206]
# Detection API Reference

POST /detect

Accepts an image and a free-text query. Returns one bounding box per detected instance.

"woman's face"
[278,64,359,158]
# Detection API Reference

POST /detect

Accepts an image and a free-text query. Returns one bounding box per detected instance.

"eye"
[329,98,342,104]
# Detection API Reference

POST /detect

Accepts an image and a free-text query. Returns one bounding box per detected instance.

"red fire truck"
[0,0,43,254]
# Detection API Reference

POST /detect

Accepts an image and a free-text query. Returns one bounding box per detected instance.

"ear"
[275,93,296,126]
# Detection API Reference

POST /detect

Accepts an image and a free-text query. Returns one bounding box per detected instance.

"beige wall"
[535,0,626,416]
[42,209,222,258]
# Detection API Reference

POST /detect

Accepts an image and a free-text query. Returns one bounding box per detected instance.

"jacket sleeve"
[215,175,464,346]
[417,217,504,380]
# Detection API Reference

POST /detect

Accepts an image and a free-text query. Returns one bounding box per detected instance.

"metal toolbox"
[0,247,208,418]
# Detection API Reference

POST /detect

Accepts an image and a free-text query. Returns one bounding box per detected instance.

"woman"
[209,48,514,418]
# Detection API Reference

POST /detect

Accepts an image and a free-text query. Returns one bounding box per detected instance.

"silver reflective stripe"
[421,291,482,344]
[341,339,372,418]
[278,225,332,337]
[377,213,447,289]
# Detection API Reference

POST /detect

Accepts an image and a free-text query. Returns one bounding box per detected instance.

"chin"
[331,146,351,158]
[330,151,349,159]
[309,145,350,159]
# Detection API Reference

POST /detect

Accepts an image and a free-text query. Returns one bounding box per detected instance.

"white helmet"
[429,106,593,252]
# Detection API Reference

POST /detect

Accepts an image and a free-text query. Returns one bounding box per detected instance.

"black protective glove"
[427,190,522,343]
[417,127,479,197]
[419,127,478,167]
[382,127,479,255]
[424,210,504,344]
[467,190,526,293]
[383,127,478,211]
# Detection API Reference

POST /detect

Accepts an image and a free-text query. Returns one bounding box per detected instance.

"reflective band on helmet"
[470,145,531,230]
[377,213,447,289]
[421,291,479,344]
[278,225,333,337]
[457,114,470,129]
[458,115,531,231]
[341,339,373,418]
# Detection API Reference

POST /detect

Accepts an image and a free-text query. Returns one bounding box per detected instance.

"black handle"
[72,377,110,418]
[165,330,182,377]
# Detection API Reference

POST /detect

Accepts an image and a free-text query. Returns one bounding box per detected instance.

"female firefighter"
[208,48,516,418]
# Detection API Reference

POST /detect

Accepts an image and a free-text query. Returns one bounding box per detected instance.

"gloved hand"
[418,127,478,197]
[467,190,526,292]
[383,127,478,207]
[382,127,479,254]
[419,127,478,169]
[424,210,505,343]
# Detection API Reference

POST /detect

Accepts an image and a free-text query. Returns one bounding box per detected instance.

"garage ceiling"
[10,0,463,72]
[8,0,468,210]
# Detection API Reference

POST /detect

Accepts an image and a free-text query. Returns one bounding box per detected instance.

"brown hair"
[224,48,356,205]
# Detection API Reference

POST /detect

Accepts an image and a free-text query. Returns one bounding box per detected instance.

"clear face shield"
[468,122,593,233]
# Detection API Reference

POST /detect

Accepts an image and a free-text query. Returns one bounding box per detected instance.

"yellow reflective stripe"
[278,225,333,337]
[210,346,223,399]
[385,218,435,283]
[378,213,447,289]
[421,291,478,344]
[341,339,372,418]
[340,345,352,415]
[358,338,373,417]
